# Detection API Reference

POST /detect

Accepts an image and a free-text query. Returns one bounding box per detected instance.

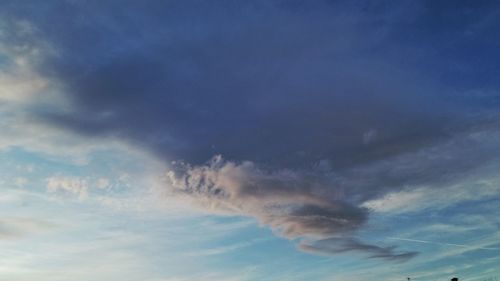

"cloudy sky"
[1,1,500,280]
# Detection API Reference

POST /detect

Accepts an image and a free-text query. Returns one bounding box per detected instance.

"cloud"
[0,217,54,239]
[387,237,500,251]
[299,237,418,262]
[184,238,268,257]
[0,0,468,167]
[164,156,367,237]
[2,0,500,262]
[13,177,28,187]
[362,189,426,214]
[361,139,500,215]
[96,178,110,189]
[164,155,416,260]
[161,124,500,259]
[46,176,89,199]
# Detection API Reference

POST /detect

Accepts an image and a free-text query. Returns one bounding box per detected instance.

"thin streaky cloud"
[388,237,500,251]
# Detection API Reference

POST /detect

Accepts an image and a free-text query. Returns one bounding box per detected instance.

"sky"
[1,1,500,280]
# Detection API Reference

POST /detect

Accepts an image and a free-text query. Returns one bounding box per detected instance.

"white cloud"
[184,238,268,257]
[13,177,28,187]
[0,19,167,169]
[0,217,55,239]
[359,128,500,215]
[46,176,89,199]
[362,188,426,213]
[362,171,500,215]
[96,178,110,189]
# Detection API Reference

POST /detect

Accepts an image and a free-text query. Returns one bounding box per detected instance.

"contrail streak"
[388,237,500,251]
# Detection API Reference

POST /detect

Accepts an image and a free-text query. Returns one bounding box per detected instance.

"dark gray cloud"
[2,0,500,260]
[1,0,481,168]
[2,0,494,169]
[299,238,418,262]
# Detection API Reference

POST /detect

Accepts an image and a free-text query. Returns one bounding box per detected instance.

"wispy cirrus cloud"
[388,237,500,251]
[184,238,269,257]
[0,217,55,239]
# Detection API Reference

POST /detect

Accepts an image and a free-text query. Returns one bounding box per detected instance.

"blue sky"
[1,1,500,280]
